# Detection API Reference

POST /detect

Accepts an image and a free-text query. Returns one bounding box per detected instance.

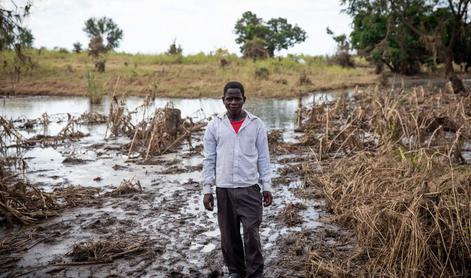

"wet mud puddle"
[0,94,349,277]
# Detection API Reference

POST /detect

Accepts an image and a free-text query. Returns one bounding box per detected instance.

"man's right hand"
[203,193,214,211]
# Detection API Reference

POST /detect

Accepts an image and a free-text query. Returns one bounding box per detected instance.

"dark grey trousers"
[216,185,264,278]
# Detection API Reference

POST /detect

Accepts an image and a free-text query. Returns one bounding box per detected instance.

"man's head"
[222,81,246,117]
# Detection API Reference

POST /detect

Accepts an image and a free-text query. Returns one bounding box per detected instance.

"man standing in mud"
[202,81,272,278]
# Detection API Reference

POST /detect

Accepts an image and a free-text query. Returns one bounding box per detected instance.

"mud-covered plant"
[67,237,145,262]
[107,179,142,196]
[0,181,59,225]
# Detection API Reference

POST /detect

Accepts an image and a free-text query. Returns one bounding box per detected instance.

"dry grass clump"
[67,236,146,263]
[299,86,471,277]
[308,252,351,278]
[106,179,142,196]
[280,203,307,227]
[318,146,470,276]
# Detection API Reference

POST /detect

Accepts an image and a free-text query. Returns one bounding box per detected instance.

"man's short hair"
[223,81,245,97]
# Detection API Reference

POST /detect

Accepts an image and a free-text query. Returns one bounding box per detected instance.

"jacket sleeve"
[202,120,217,194]
[256,120,272,192]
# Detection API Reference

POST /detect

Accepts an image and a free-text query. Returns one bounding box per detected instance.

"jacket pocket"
[239,135,257,156]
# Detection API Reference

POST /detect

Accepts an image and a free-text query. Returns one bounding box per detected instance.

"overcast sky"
[22,0,352,56]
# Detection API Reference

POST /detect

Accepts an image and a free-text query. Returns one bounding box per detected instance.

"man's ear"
[243,96,247,102]
[221,96,225,103]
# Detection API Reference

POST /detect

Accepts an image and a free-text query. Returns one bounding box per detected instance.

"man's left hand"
[263,191,272,207]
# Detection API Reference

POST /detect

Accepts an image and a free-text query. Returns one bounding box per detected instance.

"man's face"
[222,88,246,116]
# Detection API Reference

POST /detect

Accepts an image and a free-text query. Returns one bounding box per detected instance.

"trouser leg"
[216,187,246,276]
[238,186,264,278]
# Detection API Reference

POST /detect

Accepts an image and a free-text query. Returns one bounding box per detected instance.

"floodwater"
[1,92,345,137]
[0,92,345,188]
[0,92,342,277]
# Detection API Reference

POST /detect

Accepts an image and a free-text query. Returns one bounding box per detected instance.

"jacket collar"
[216,110,258,121]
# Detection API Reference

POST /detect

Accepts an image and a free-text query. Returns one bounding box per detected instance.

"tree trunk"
[449,73,466,94]
[444,47,455,75]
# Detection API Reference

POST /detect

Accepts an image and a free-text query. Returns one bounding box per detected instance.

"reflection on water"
[1,91,347,132]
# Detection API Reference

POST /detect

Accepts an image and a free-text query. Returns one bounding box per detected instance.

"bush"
[243,38,270,60]
[73,42,82,53]
[166,40,183,55]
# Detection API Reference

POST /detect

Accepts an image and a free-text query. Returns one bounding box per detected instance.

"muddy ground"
[0,108,347,278]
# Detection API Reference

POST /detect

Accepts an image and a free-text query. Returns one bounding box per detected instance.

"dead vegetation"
[0,228,49,270]
[268,129,283,145]
[52,186,101,208]
[106,179,142,196]
[0,180,59,225]
[0,112,104,226]
[66,236,149,264]
[279,202,306,227]
[0,179,103,226]
[110,97,207,161]
[1,95,206,226]
[79,111,108,124]
[295,86,471,277]
[1,95,205,160]
[1,113,88,148]
[106,96,135,138]
[0,176,149,226]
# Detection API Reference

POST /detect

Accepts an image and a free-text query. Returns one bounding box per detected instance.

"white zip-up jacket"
[202,111,272,194]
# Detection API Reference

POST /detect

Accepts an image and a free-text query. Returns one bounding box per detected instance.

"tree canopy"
[0,1,33,50]
[234,11,307,58]
[341,0,471,75]
[83,17,123,51]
